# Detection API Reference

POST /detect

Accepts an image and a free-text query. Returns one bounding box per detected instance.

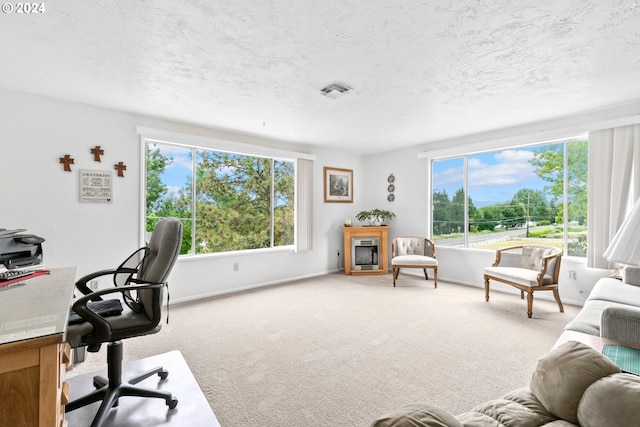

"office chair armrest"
[126,278,165,286]
[72,282,166,339]
[75,269,118,297]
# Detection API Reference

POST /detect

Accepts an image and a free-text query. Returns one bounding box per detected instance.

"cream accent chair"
[484,244,563,318]
[391,237,438,287]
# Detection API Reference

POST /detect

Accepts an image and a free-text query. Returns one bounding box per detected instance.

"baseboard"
[171,269,586,308]
[170,269,337,304]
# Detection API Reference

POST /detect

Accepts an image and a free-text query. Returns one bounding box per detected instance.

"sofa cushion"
[577,373,640,427]
[530,341,620,424]
[601,305,640,346]
[563,299,638,336]
[456,411,503,426]
[370,403,463,427]
[541,422,579,426]
[586,277,640,306]
[457,392,555,427]
[622,265,640,287]
[499,388,556,423]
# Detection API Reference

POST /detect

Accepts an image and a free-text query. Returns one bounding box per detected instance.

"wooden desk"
[0,267,76,427]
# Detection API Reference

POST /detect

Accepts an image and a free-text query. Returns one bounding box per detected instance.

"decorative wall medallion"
[387,173,395,202]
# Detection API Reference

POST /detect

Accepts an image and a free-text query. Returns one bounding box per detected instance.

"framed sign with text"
[80,170,113,203]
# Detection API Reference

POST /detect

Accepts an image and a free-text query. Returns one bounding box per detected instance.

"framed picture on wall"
[324,167,353,203]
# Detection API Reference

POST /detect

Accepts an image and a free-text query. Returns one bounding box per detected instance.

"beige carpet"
[67,273,581,426]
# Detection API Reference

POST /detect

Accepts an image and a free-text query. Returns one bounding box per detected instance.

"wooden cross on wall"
[91,145,104,162]
[114,162,127,177]
[59,154,74,172]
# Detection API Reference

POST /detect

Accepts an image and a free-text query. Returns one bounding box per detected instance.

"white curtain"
[295,158,313,252]
[587,124,640,268]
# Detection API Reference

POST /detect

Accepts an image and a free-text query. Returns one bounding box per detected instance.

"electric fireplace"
[351,237,380,271]
[341,225,390,276]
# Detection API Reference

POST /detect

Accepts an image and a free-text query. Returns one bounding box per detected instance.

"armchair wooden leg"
[433,267,438,288]
[520,290,525,299]
[484,275,490,301]
[553,288,564,313]
[393,267,398,287]
[526,291,534,318]
[423,268,429,280]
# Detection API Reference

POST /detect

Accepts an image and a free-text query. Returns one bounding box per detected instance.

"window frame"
[138,126,314,258]
[426,135,588,258]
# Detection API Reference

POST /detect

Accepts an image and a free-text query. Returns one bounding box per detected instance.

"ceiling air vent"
[320,82,352,99]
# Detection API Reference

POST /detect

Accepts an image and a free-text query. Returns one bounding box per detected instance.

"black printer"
[0,229,45,269]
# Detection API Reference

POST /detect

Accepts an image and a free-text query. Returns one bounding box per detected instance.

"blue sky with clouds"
[151,143,193,196]
[432,145,558,207]
[154,142,557,207]
[150,143,293,201]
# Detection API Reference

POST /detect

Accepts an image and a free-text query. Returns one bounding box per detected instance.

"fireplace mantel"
[341,226,390,275]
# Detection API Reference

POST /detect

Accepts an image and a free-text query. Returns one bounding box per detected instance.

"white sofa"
[370,268,640,426]
[563,266,640,346]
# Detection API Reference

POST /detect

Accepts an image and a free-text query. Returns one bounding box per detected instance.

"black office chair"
[66,218,183,427]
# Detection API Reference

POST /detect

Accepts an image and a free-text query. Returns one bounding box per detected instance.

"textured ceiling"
[2,1,640,155]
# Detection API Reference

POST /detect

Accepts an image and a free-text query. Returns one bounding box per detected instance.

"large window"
[145,140,295,255]
[431,139,588,257]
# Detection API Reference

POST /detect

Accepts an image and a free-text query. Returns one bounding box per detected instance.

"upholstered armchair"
[391,237,438,287]
[484,245,563,318]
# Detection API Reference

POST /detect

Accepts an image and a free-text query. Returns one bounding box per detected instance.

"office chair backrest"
[140,218,183,283]
[137,218,183,319]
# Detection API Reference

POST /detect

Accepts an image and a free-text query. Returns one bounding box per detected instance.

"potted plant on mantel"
[355,209,396,226]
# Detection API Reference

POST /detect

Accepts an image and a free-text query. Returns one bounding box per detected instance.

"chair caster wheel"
[168,397,178,409]
[92,377,107,389]
[158,369,169,380]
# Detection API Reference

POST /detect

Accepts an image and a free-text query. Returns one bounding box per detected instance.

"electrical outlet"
[233,262,239,272]
[89,280,99,291]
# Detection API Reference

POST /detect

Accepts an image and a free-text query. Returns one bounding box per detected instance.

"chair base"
[484,275,564,318]
[66,340,178,427]
[393,266,438,288]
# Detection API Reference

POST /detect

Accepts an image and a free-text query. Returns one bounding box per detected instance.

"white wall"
[360,107,640,307]
[2,87,629,306]
[361,145,428,237]
[0,88,365,302]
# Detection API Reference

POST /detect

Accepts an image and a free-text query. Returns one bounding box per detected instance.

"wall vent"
[320,82,352,99]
